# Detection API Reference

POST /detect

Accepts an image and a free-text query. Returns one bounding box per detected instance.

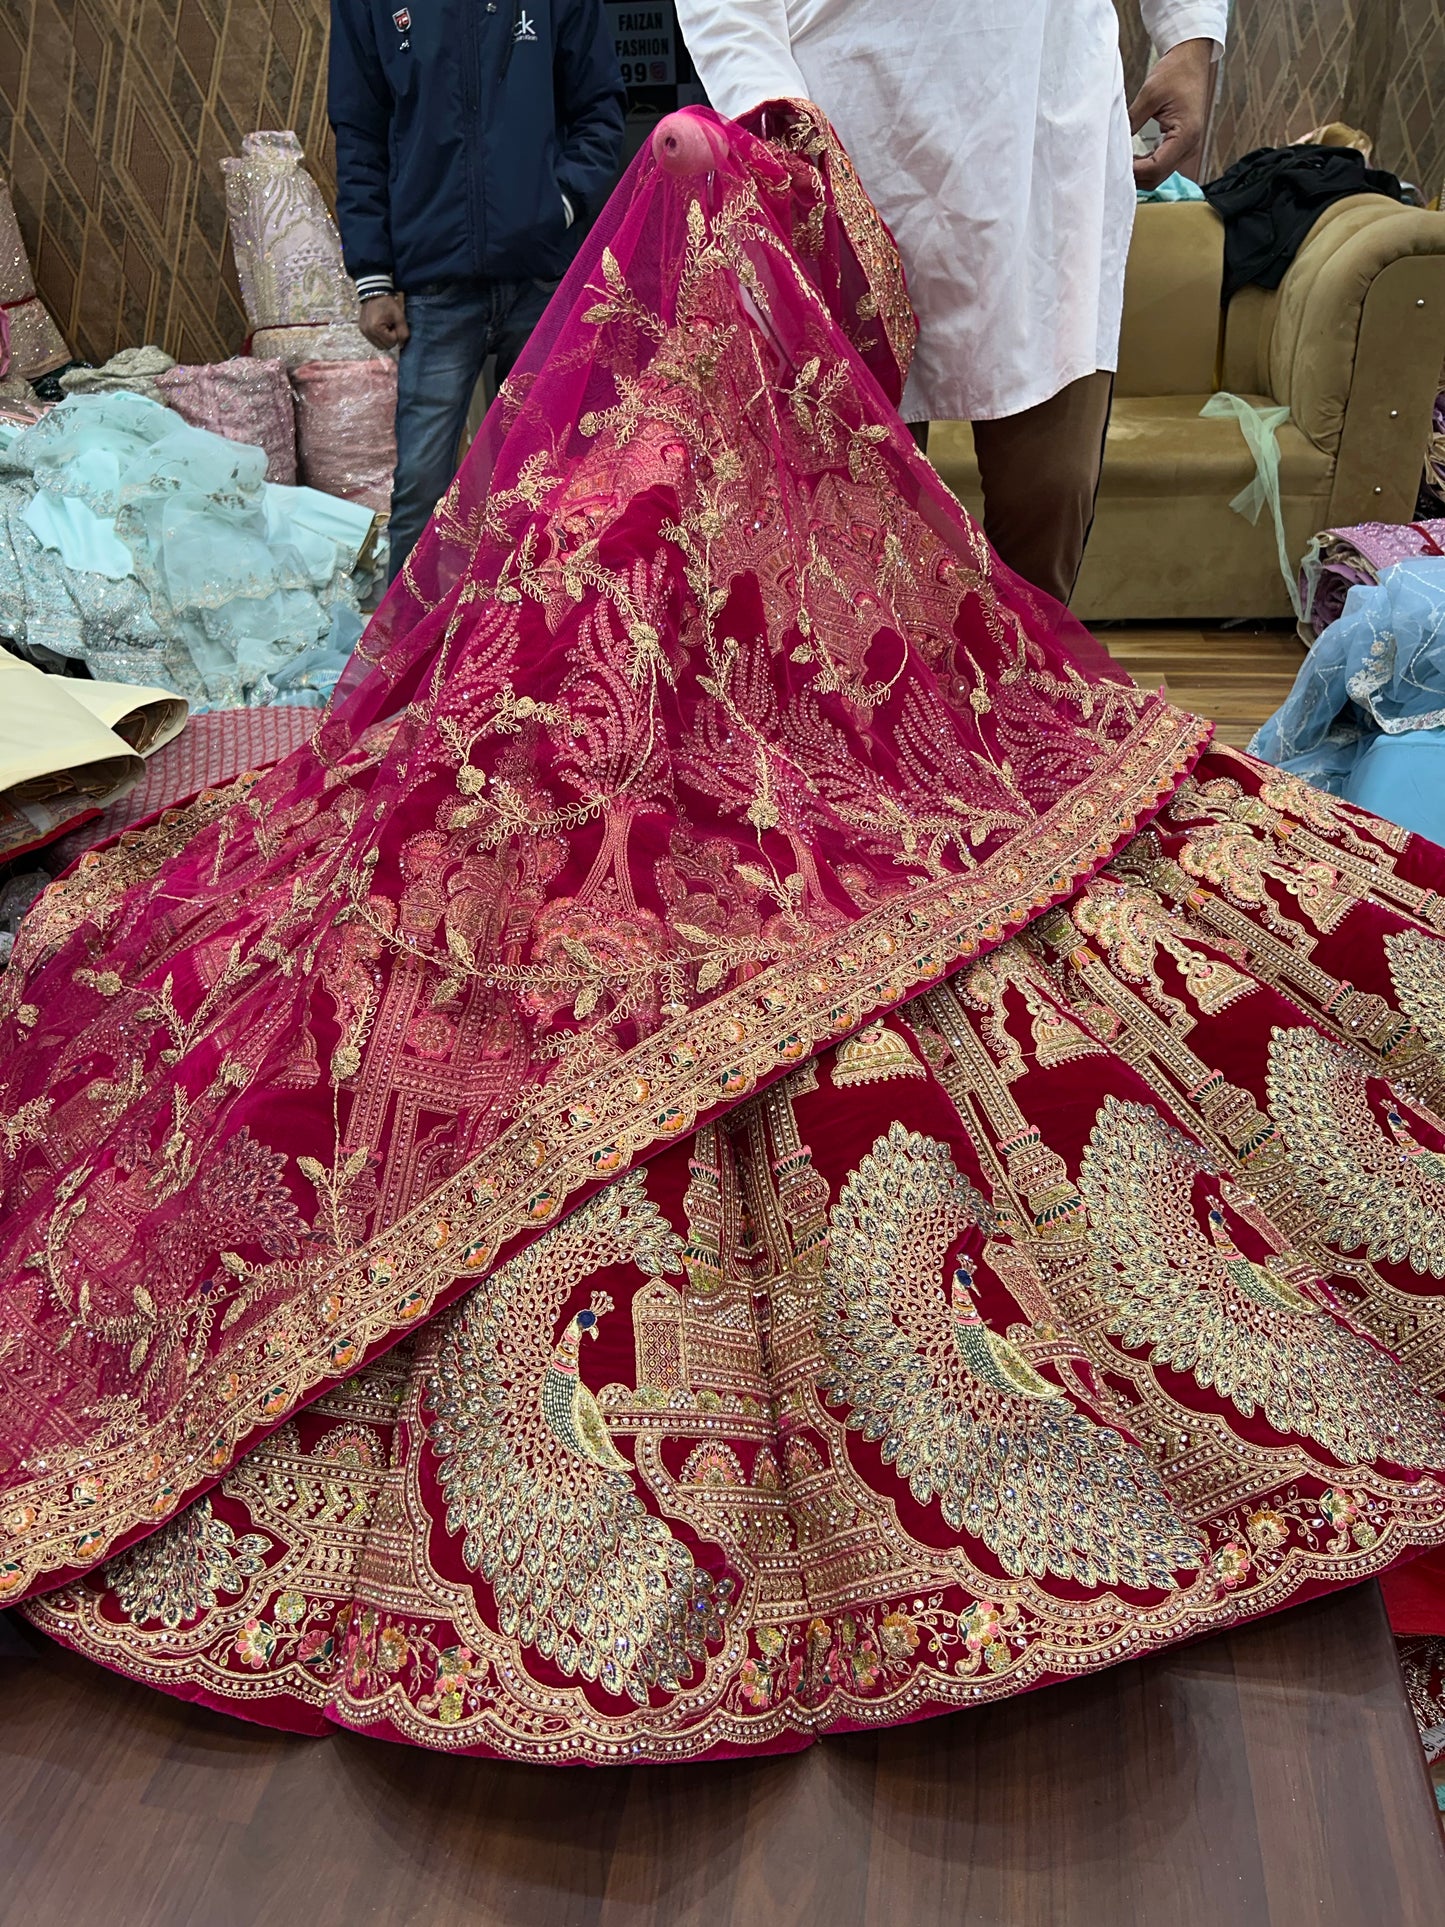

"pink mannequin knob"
[652,111,729,177]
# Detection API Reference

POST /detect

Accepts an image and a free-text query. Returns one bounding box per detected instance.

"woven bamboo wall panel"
[0,0,336,365]
[2,2,1440,369]
[1203,0,1442,194]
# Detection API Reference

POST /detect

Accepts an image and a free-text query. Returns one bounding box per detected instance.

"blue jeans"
[388,277,553,582]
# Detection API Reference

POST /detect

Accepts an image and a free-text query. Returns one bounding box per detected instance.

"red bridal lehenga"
[6,107,1445,1764]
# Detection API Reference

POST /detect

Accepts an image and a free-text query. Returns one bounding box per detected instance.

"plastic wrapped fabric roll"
[291,358,397,514]
[155,357,297,485]
[222,132,359,335]
[0,175,70,380]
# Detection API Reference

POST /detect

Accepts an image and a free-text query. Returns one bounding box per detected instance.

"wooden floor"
[1,1584,1440,1926]
[4,621,1437,1927]
[1097,620,1307,748]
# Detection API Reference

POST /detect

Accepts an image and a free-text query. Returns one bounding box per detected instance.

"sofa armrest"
[1263,197,1445,524]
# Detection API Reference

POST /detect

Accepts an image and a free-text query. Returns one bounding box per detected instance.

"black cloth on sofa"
[1204,145,1404,301]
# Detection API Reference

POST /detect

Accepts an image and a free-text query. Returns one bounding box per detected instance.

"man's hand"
[1130,38,1215,190]
[360,292,410,350]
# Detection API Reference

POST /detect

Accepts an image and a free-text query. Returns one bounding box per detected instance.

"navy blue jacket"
[329,0,626,293]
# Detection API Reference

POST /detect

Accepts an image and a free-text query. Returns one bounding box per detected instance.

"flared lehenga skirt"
[5,107,1445,1762]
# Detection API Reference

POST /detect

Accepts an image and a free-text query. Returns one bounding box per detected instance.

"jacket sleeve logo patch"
[392,8,411,28]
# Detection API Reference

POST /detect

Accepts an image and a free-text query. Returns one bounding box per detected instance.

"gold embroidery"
[1387,928,1445,1061]
[1079,1096,1445,1464]
[1268,1027,1445,1280]
[819,1122,1205,1587]
[427,1172,731,1702]
[831,1021,927,1088]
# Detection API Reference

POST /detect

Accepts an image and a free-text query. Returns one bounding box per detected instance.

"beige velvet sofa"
[929,197,1445,620]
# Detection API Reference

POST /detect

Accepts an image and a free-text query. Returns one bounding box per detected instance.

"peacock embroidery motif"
[427,1170,732,1704]
[1267,1025,1445,1280]
[1079,1094,1445,1465]
[1386,928,1445,1061]
[817,1121,1206,1591]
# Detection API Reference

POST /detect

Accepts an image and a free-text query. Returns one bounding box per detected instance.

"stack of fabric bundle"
[1297,517,1445,637]
[291,356,396,512]
[1422,390,1445,511]
[0,174,70,383]
[223,131,397,517]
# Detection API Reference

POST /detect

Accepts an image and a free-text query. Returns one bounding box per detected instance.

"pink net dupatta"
[0,107,1206,1608]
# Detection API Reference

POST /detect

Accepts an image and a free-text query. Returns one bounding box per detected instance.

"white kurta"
[674,0,1227,422]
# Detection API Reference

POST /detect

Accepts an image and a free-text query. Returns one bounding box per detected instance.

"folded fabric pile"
[0,174,71,381]
[59,346,177,403]
[1250,554,1445,841]
[1297,516,1445,637]
[0,393,375,707]
[222,131,396,519]
[1422,390,1445,511]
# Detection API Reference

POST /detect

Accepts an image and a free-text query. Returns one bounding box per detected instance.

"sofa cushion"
[1091,394,1334,495]
[931,394,1333,504]
[1115,203,1225,397]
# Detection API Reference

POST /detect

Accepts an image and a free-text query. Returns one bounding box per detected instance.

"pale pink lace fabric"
[292,359,397,513]
[155,357,297,485]
[0,175,70,379]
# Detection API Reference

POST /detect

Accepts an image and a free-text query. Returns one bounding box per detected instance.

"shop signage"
[605,3,676,87]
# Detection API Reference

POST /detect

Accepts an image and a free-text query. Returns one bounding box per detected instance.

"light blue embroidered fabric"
[1249,556,1445,840]
[0,393,375,706]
